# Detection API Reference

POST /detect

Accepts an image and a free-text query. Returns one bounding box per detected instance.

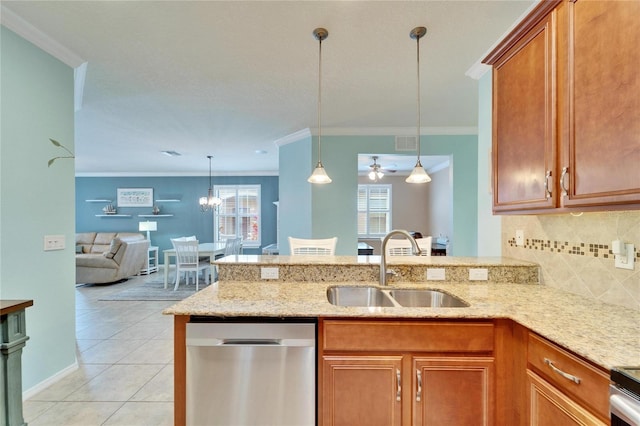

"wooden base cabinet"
[319,319,495,426]
[322,356,403,426]
[413,357,494,426]
[527,370,606,426]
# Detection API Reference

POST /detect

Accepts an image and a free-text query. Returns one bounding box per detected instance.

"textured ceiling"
[3,1,535,176]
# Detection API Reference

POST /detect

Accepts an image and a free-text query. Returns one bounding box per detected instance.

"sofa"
[75,232,149,284]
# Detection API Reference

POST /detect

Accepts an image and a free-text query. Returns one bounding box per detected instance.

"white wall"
[427,166,453,244]
[476,70,502,256]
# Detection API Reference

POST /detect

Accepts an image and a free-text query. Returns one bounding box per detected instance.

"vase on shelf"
[152,205,160,215]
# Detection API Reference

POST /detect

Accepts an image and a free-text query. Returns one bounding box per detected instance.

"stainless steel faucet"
[380,229,421,286]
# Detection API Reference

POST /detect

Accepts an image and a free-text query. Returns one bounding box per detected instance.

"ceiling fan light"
[405,161,431,183]
[308,162,332,184]
[368,170,376,180]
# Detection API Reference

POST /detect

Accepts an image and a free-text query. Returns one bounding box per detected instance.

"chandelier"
[199,155,222,212]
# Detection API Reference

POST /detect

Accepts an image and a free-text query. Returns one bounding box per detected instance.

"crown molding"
[1,5,85,68]
[273,128,311,147]
[75,170,280,178]
[465,0,539,80]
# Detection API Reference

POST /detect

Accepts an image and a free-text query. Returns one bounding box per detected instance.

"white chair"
[170,239,210,291]
[224,237,243,255]
[288,237,337,256]
[385,236,432,256]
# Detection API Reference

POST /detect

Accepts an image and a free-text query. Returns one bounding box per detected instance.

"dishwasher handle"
[222,339,281,346]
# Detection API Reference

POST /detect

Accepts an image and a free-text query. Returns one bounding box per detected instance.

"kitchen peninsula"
[165,255,640,425]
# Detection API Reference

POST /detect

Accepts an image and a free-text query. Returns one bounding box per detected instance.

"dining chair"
[224,237,243,256]
[288,237,338,256]
[385,236,432,256]
[171,239,210,291]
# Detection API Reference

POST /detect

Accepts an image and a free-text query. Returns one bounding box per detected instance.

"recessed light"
[255,150,268,155]
[161,150,181,157]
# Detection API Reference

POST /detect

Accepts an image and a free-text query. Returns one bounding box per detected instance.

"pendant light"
[307,27,332,184]
[406,26,431,184]
[199,155,222,212]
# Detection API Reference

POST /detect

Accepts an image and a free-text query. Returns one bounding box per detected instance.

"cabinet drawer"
[528,333,609,419]
[322,320,494,353]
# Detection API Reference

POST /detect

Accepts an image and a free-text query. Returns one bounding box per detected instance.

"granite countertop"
[164,279,640,371]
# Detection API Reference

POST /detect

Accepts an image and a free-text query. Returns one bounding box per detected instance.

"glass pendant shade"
[405,160,432,183]
[308,161,332,184]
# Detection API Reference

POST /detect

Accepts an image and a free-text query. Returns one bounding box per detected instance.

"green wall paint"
[279,135,313,254]
[477,71,501,256]
[1,27,76,391]
[281,133,478,256]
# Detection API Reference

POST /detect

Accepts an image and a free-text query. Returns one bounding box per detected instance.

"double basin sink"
[327,286,469,308]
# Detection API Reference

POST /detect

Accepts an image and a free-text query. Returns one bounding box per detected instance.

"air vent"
[395,136,418,151]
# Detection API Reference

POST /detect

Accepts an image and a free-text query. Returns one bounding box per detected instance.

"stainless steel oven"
[611,367,640,426]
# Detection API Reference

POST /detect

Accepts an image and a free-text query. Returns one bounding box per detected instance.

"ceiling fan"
[368,156,396,181]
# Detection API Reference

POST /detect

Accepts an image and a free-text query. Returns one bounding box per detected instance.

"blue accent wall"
[76,176,278,260]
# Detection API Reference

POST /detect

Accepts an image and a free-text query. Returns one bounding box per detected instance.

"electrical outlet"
[44,235,65,251]
[469,268,489,281]
[515,230,524,246]
[426,268,446,280]
[614,243,635,271]
[260,267,279,279]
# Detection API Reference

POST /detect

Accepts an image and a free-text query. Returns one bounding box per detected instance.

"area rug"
[99,279,212,301]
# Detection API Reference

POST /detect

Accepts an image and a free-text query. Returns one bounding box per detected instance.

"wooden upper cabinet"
[559,0,640,207]
[484,0,640,214]
[487,5,558,212]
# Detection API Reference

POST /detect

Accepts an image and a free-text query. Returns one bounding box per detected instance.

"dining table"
[163,242,226,288]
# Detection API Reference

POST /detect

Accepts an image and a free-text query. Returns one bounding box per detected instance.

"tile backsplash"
[502,211,640,310]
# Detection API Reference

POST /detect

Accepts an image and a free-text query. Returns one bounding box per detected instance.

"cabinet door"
[527,370,606,426]
[321,355,403,426]
[559,0,640,208]
[492,11,557,212]
[413,357,494,426]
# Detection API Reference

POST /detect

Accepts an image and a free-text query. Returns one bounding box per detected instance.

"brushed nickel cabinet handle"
[396,369,401,402]
[416,369,422,402]
[560,167,569,197]
[544,358,581,384]
[544,170,552,199]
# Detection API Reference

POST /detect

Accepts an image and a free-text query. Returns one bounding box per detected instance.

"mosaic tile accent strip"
[507,238,639,260]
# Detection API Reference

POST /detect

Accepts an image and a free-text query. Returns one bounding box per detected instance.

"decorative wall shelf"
[85,199,112,203]
[155,199,180,203]
[138,214,174,217]
[95,214,131,217]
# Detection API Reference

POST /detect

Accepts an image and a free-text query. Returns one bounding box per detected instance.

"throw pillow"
[103,238,122,259]
[75,245,83,254]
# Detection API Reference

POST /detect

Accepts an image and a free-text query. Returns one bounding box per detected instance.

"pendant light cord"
[317,35,323,164]
[416,34,421,160]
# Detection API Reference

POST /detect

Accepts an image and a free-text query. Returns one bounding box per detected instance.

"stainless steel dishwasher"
[186,318,316,426]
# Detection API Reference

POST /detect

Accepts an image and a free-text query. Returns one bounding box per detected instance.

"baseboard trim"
[23,359,79,401]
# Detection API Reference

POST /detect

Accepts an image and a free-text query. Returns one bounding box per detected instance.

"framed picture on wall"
[117,188,153,207]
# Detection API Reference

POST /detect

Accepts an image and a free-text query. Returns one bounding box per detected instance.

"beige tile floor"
[24,272,176,426]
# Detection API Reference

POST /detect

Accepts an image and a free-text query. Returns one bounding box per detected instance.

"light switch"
[44,235,66,251]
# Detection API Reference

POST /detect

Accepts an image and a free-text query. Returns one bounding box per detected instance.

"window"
[358,184,392,237]
[214,185,261,248]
